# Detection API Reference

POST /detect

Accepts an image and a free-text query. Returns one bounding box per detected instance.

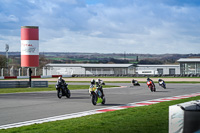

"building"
[43,64,135,76]
[177,58,200,75]
[136,65,180,75]
[43,63,181,76]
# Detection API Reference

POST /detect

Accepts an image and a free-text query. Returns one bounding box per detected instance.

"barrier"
[169,100,200,133]
[31,81,48,87]
[0,81,28,88]
[0,81,48,88]
[17,76,29,79]
[0,75,72,80]
[41,75,52,78]
[4,76,17,79]
[31,76,41,78]
[52,75,62,78]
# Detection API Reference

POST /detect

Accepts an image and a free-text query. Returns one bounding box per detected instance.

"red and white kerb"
[21,26,39,67]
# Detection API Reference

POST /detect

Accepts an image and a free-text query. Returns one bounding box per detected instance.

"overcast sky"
[0,0,200,54]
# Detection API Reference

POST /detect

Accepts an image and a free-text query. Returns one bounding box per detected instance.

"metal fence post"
[1,68,3,77]
[19,68,21,76]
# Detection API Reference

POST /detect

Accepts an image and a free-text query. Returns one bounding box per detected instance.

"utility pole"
[5,44,9,76]
[136,56,138,62]
[29,68,32,87]
[124,51,126,60]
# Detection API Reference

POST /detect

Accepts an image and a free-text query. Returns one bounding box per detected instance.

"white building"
[177,58,200,75]
[43,64,135,76]
[43,63,180,76]
[136,65,180,75]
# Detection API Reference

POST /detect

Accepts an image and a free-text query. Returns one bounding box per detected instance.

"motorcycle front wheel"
[163,84,166,89]
[91,94,97,105]
[66,89,71,98]
[57,89,62,99]
[101,96,106,104]
[149,86,153,92]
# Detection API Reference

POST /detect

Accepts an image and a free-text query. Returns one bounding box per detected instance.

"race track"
[0,83,199,127]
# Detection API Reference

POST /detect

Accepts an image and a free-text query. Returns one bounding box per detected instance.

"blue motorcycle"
[158,79,166,89]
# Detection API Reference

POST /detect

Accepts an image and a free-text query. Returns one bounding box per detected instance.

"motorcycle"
[89,85,105,105]
[158,80,166,89]
[132,79,140,86]
[56,83,71,99]
[147,80,156,92]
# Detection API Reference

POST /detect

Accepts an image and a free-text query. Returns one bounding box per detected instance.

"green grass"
[1,96,199,133]
[0,85,118,94]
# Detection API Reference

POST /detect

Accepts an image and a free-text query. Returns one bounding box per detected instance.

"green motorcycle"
[89,85,105,105]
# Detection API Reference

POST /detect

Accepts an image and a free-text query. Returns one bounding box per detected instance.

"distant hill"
[0,52,200,64]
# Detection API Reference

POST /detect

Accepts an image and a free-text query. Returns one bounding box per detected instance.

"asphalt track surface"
[0,83,199,126]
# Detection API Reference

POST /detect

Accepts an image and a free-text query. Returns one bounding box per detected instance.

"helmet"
[96,79,100,84]
[147,78,150,80]
[91,79,95,84]
[58,77,62,80]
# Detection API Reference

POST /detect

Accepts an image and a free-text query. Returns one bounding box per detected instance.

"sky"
[0,0,200,54]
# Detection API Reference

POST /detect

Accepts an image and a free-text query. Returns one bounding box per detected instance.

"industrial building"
[177,58,200,75]
[43,63,179,76]
[136,65,180,75]
[43,58,200,76]
[43,64,135,76]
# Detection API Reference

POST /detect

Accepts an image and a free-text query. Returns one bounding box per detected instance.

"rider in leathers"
[147,77,156,89]
[95,79,105,98]
[57,77,67,88]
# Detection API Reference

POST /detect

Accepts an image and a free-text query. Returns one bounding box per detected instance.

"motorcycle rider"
[131,79,140,86]
[57,76,67,87]
[89,79,95,94]
[95,79,105,98]
[147,77,156,88]
[90,79,95,85]
[158,78,166,87]
[131,79,135,86]
[158,78,164,83]
[56,76,71,98]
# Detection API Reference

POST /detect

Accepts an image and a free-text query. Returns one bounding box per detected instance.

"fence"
[0,67,43,77]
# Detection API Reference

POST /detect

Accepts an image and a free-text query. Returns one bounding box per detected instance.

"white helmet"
[91,79,95,84]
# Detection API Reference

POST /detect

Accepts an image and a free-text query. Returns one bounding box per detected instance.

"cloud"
[0,14,19,23]
[0,0,200,54]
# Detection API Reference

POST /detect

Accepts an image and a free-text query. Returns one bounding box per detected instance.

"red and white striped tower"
[21,26,39,67]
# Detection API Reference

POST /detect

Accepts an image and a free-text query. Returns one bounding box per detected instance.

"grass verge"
[1,96,199,133]
[0,85,118,94]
